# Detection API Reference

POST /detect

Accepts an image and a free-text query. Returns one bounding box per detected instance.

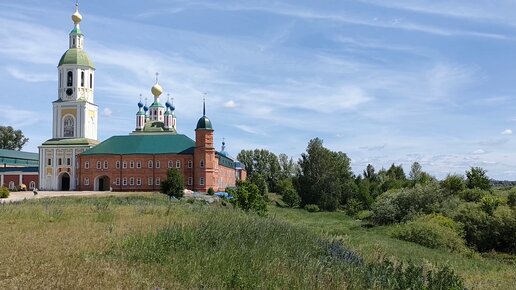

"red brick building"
[0,149,39,190]
[77,106,245,192]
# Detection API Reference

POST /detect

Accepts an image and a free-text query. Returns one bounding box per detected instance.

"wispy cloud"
[501,129,513,135]
[6,67,55,82]
[224,100,237,108]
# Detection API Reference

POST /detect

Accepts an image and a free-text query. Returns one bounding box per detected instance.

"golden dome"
[151,83,163,97]
[72,10,82,24]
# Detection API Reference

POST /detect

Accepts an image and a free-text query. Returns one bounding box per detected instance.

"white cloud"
[6,67,54,82]
[102,108,113,117]
[224,100,237,108]
[501,129,513,135]
[472,149,487,155]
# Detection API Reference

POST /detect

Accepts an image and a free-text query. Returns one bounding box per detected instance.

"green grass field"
[0,193,513,289]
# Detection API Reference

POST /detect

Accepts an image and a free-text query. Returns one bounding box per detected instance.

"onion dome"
[143,105,149,112]
[72,5,82,25]
[165,100,171,109]
[196,116,213,130]
[151,83,163,97]
[138,100,144,108]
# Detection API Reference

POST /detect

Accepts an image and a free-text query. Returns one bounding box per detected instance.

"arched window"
[9,181,15,190]
[148,160,153,168]
[63,115,74,137]
[81,71,85,87]
[59,71,62,88]
[29,181,36,190]
[90,73,93,89]
[67,71,73,87]
[200,160,205,168]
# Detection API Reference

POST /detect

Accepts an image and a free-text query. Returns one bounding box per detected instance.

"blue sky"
[1,0,516,179]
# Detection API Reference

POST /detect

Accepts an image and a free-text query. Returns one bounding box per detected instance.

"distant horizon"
[1,0,515,179]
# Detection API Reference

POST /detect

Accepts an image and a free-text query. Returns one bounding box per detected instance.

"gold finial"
[72,0,82,24]
[151,72,163,97]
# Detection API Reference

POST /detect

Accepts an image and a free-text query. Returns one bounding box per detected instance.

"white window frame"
[200,177,205,186]
[155,177,160,186]
[136,161,141,168]
[156,160,160,169]
[168,160,173,168]
[96,161,101,169]
[130,177,134,186]
[116,178,120,186]
[84,177,90,186]
[188,160,192,168]
[116,161,120,169]
[188,177,193,186]
[122,178,127,186]
[148,160,153,168]
[176,160,181,168]
[85,161,89,169]
[103,161,108,169]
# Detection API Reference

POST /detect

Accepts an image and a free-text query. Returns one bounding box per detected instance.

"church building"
[39,2,245,192]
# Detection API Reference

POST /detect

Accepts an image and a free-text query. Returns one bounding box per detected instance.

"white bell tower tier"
[39,1,99,191]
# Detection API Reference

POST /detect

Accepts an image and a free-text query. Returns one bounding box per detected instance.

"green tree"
[465,167,491,190]
[0,126,29,151]
[295,138,354,211]
[247,173,268,196]
[160,168,185,200]
[409,162,422,181]
[229,181,267,215]
[282,187,301,208]
[278,153,297,180]
[441,174,465,195]
[237,149,281,192]
[363,164,377,181]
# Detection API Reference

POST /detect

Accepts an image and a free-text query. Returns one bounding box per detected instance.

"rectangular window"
[96,161,101,169]
[103,161,108,169]
[200,159,205,168]
[67,158,71,166]
[130,161,134,168]
[130,177,134,186]
[116,178,120,186]
[84,177,90,186]
[188,160,192,168]
[188,177,193,185]
[148,177,153,186]
[90,73,93,89]
[200,177,205,186]
[58,158,62,166]
[136,161,141,168]
[176,160,181,168]
[168,160,173,168]
[136,178,141,186]
[85,161,89,169]
[122,178,127,186]
[156,160,160,169]
[116,161,120,169]
[123,162,127,169]
[155,178,160,186]
[48,158,52,166]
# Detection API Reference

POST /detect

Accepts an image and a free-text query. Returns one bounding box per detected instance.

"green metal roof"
[58,48,94,68]
[149,102,163,108]
[81,134,196,156]
[196,116,213,130]
[0,149,38,167]
[42,138,99,146]
[70,27,83,35]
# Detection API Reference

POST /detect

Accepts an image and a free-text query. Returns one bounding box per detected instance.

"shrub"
[355,210,372,220]
[207,187,215,196]
[453,203,516,253]
[0,186,9,198]
[229,181,267,215]
[282,187,301,208]
[441,174,465,195]
[371,184,446,225]
[247,173,268,196]
[305,204,320,212]
[160,168,185,200]
[507,190,516,207]
[345,198,363,216]
[480,195,501,215]
[391,214,469,253]
[459,188,488,202]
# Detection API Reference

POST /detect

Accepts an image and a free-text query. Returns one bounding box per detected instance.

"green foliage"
[391,214,470,253]
[304,204,320,212]
[441,174,465,195]
[507,189,516,207]
[0,186,9,198]
[371,184,446,225]
[237,149,281,192]
[453,203,516,253]
[480,195,501,215]
[160,168,185,199]
[247,173,268,196]
[296,138,354,211]
[459,188,488,202]
[345,198,363,216]
[229,181,267,215]
[207,187,215,196]
[282,187,301,208]
[0,125,29,150]
[465,167,491,190]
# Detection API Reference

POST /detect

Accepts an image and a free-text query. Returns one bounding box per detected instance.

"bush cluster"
[304,204,320,212]
[371,184,445,225]
[453,204,516,253]
[0,186,9,198]
[391,214,470,254]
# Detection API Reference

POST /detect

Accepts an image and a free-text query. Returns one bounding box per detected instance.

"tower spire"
[203,98,206,116]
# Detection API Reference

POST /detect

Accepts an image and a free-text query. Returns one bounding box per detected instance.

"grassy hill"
[0,193,511,289]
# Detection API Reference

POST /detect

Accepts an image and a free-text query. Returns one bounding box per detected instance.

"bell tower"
[194,100,217,192]
[39,1,99,191]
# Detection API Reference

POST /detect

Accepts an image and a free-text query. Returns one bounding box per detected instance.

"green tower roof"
[58,48,94,68]
[196,116,213,130]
